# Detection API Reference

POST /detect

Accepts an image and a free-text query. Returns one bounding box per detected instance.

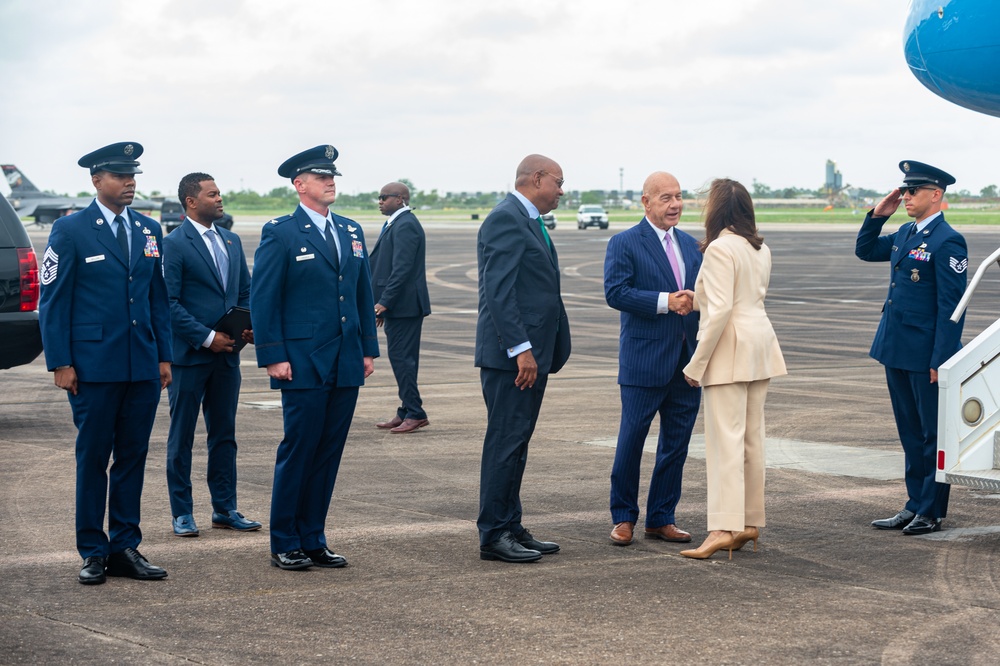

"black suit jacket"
[474,193,570,375]
[369,209,431,318]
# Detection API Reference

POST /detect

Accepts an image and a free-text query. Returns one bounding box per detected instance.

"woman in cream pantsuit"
[680,179,786,560]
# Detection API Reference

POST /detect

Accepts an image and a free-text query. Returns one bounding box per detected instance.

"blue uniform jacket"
[250,207,379,389]
[474,193,571,375]
[38,201,172,381]
[162,219,251,367]
[855,210,967,372]
[604,219,701,387]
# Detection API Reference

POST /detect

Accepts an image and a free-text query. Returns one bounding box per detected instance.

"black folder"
[213,306,252,352]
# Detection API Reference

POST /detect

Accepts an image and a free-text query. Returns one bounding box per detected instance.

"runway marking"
[583,434,905,480]
[919,525,1000,541]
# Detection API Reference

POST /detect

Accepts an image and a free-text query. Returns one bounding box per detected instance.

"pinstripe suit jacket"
[604,218,701,387]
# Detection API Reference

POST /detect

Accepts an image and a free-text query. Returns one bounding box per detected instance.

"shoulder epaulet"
[268,214,295,226]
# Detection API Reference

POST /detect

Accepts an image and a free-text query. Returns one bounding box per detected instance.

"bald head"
[513,154,564,215]
[378,181,410,216]
[641,171,684,230]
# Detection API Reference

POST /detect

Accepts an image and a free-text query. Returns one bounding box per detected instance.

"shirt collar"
[915,210,942,232]
[95,198,130,226]
[299,203,333,229]
[186,214,219,236]
[511,190,540,219]
[386,205,411,225]
[645,217,675,243]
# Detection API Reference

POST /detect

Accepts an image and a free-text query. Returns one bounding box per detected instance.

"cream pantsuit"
[683,229,786,533]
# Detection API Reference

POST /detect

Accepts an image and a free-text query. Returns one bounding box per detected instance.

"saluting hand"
[873,189,903,217]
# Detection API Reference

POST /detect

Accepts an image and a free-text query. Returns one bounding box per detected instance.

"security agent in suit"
[251,145,380,570]
[476,154,571,563]
[38,142,172,585]
[370,181,432,433]
[604,171,702,546]
[163,173,261,537]
[856,160,967,535]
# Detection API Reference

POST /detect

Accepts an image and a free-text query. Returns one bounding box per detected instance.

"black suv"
[0,195,43,369]
[160,199,185,235]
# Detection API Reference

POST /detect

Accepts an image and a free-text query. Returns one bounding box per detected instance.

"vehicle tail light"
[18,247,40,312]
[937,449,945,471]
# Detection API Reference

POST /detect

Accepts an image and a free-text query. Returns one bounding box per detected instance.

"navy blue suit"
[604,219,702,528]
[369,209,431,420]
[162,219,251,518]
[38,200,172,559]
[251,206,379,554]
[475,193,571,546]
[856,210,967,519]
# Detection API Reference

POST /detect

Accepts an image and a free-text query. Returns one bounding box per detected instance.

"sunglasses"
[378,194,402,201]
[900,186,937,196]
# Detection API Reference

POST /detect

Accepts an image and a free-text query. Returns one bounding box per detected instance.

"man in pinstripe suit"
[603,171,702,546]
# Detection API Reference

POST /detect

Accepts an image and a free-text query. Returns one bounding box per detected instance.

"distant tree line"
[77,179,1000,209]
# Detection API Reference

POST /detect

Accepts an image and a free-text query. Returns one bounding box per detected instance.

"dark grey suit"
[369,209,431,420]
[474,193,571,546]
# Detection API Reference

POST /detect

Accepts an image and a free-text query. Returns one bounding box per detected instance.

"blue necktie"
[206,229,228,290]
[325,220,340,270]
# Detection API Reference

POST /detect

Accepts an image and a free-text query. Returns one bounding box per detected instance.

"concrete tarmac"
[3,216,1000,664]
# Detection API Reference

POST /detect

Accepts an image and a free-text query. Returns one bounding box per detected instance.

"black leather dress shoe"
[902,515,942,535]
[106,548,167,580]
[304,548,347,568]
[871,509,916,530]
[271,550,313,570]
[79,556,106,585]
[480,531,542,563]
[515,529,560,554]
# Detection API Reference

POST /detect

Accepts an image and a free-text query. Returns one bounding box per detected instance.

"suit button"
[132,320,137,326]
[339,296,345,302]
[129,298,134,303]
[890,283,895,288]
[129,276,133,282]
[887,300,892,305]
[894,266,899,271]
[341,316,347,323]
[339,275,344,282]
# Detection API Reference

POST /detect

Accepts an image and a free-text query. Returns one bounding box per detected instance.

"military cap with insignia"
[899,160,955,190]
[277,144,342,180]
[77,141,144,175]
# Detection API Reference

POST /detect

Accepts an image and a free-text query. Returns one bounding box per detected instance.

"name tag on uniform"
[85,254,106,263]
[296,253,315,261]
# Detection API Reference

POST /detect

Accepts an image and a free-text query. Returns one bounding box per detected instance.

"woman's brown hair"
[699,178,763,252]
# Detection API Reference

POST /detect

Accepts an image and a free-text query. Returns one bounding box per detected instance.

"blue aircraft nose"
[903,0,1000,118]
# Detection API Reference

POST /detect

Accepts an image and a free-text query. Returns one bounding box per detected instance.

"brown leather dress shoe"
[610,521,635,545]
[390,418,429,433]
[376,416,404,429]
[644,524,692,542]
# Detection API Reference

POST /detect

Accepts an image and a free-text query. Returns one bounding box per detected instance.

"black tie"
[906,223,917,240]
[115,215,129,261]
[325,220,340,270]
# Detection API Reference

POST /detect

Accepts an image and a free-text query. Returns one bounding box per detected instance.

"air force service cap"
[278,145,342,180]
[78,142,144,175]
[899,160,955,190]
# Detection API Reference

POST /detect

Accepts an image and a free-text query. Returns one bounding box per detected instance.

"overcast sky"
[2,0,998,200]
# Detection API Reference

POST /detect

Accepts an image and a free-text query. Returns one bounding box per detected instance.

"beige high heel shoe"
[679,531,736,560]
[730,527,760,552]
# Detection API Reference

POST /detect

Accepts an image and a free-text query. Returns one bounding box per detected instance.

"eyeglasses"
[540,171,565,188]
[900,186,937,196]
[378,194,402,201]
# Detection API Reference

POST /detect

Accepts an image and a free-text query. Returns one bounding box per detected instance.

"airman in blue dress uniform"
[856,160,967,535]
[250,145,379,570]
[38,142,173,584]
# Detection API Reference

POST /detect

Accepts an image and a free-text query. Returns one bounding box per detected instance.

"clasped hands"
[669,289,696,316]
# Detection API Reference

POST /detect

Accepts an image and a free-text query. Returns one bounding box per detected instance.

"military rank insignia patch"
[143,236,160,258]
[950,257,968,273]
[352,240,364,257]
[40,246,59,285]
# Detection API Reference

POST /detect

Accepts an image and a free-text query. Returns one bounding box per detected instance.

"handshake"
[668,290,696,316]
